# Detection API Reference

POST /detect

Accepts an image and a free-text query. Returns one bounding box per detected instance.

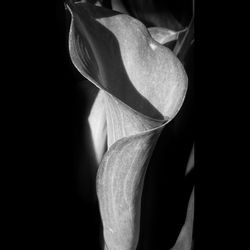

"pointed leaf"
[185,143,194,175]
[171,188,195,250]
[173,3,194,63]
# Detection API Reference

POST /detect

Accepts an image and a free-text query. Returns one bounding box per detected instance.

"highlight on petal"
[66,1,188,249]
[88,90,107,164]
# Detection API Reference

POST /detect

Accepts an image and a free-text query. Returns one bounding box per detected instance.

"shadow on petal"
[67,1,187,120]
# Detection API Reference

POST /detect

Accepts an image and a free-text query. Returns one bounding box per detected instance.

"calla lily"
[66,1,188,249]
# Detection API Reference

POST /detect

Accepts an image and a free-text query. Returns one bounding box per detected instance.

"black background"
[6,0,198,249]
